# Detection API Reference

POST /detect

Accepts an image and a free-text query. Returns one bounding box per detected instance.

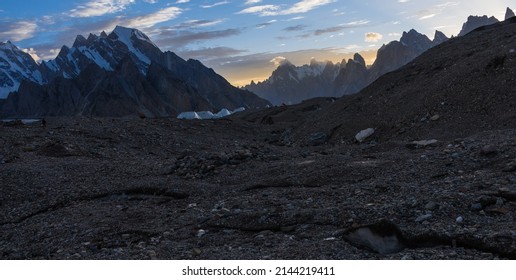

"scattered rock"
[480,145,498,156]
[425,202,438,211]
[355,128,375,143]
[147,250,157,259]
[37,141,78,157]
[470,203,483,211]
[503,161,516,172]
[406,139,438,149]
[456,216,464,223]
[430,115,440,121]
[415,214,433,222]
[192,248,202,256]
[343,221,405,254]
[308,132,328,146]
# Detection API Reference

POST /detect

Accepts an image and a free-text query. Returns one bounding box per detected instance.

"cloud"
[237,5,280,16]
[270,56,288,66]
[178,47,247,60]
[0,21,38,42]
[175,0,190,3]
[283,24,308,31]
[282,0,336,15]
[201,1,230,8]
[144,0,158,3]
[313,20,371,36]
[364,32,383,42]
[245,0,262,4]
[155,28,241,49]
[173,19,225,29]
[123,7,182,28]
[70,0,135,18]
[22,48,41,62]
[238,0,335,16]
[410,2,458,21]
[256,20,277,29]
[419,14,436,20]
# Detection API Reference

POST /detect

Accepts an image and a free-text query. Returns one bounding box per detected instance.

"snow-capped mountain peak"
[0,41,44,98]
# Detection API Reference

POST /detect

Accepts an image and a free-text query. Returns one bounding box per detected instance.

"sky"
[0,0,513,86]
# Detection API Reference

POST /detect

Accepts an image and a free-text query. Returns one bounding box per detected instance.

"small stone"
[147,250,157,259]
[425,202,438,210]
[407,139,438,149]
[480,145,498,156]
[451,152,462,159]
[192,248,202,256]
[456,216,464,223]
[503,161,516,172]
[197,229,206,238]
[308,132,328,146]
[430,114,440,121]
[122,234,131,239]
[470,203,483,211]
[355,128,375,143]
[415,213,433,222]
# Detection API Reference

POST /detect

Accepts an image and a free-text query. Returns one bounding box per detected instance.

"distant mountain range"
[0,26,270,118]
[245,7,515,105]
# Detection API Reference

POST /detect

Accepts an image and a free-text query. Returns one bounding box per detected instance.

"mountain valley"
[1,14,515,260]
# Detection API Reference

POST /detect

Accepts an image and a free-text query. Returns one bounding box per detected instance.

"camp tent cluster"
[177,107,246,120]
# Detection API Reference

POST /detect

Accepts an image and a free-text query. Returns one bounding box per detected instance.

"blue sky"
[0,0,512,85]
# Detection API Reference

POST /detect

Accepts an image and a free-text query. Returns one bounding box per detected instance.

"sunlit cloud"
[270,56,288,66]
[201,1,230,8]
[22,48,41,62]
[70,0,135,18]
[420,14,436,20]
[282,0,336,15]
[0,21,38,42]
[237,5,280,16]
[123,7,182,28]
[245,0,262,4]
[237,0,335,16]
[364,32,383,42]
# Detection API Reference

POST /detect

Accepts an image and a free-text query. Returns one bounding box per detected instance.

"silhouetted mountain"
[247,29,448,105]
[288,17,516,144]
[244,59,340,105]
[506,7,515,20]
[0,26,270,117]
[458,15,499,36]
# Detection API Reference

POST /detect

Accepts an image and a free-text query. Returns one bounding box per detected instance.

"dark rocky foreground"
[1,116,514,259]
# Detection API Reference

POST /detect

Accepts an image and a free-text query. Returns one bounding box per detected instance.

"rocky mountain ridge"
[246,8,513,106]
[245,29,448,105]
[0,42,45,99]
[0,26,270,117]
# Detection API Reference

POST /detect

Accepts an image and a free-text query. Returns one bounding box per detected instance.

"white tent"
[197,111,215,119]
[215,108,232,118]
[177,111,201,120]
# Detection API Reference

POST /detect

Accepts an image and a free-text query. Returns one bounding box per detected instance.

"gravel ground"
[1,117,514,259]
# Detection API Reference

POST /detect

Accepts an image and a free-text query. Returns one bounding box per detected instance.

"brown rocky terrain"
[1,19,516,260]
